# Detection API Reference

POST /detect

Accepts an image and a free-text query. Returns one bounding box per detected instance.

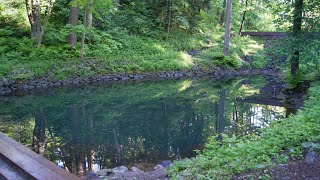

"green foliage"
[284,71,305,88]
[252,52,269,68]
[0,0,318,82]
[195,36,263,69]
[198,49,243,69]
[169,82,320,178]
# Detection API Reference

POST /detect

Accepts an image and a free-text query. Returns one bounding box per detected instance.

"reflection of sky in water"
[0,76,291,174]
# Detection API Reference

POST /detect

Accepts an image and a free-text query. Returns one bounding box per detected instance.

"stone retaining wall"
[0,69,278,96]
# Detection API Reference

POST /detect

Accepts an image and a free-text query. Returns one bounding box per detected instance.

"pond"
[0,76,291,175]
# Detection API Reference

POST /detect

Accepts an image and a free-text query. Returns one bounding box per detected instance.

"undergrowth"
[0,28,268,81]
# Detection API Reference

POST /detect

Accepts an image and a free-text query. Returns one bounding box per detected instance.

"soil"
[234,156,320,180]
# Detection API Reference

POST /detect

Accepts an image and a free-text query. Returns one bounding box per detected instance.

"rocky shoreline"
[0,68,279,96]
[83,162,170,180]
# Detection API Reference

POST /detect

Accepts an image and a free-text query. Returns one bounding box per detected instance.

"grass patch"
[195,36,264,70]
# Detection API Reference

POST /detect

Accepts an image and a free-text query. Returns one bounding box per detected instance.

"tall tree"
[290,0,303,76]
[223,0,232,55]
[37,0,54,47]
[25,0,42,44]
[238,0,249,35]
[220,0,227,25]
[80,6,87,60]
[86,6,93,44]
[67,1,79,49]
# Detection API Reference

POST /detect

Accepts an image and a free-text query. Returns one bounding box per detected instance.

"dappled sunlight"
[238,84,259,96]
[153,44,166,53]
[247,43,263,51]
[178,80,193,92]
[177,52,194,67]
[208,94,218,101]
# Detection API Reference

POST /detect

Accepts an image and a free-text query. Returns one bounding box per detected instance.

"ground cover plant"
[168,82,320,179]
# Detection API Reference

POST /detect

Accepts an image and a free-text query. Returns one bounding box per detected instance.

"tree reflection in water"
[0,76,290,175]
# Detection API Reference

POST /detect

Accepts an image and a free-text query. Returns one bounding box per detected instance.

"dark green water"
[0,76,287,174]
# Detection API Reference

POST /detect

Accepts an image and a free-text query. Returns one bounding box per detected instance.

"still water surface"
[0,76,288,174]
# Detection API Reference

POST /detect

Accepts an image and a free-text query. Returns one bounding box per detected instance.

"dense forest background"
[0,0,319,82]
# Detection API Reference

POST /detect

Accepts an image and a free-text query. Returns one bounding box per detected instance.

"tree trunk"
[80,7,87,60]
[87,114,95,172]
[26,0,42,44]
[218,89,226,134]
[238,0,249,35]
[86,10,93,44]
[37,0,53,47]
[223,0,233,55]
[166,0,172,40]
[216,89,226,142]
[290,0,303,76]
[32,109,46,156]
[70,105,86,176]
[113,129,122,165]
[67,2,79,49]
[220,0,227,25]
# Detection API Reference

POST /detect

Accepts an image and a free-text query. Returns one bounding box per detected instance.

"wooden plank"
[0,154,32,180]
[240,31,320,37]
[0,133,79,180]
[240,32,287,37]
[2,135,77,179]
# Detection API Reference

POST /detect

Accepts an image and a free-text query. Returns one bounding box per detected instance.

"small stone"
[86,171,99,178]
[42,84,48,89]
[84,78,90,83]
[131,166,143,172]
[305,151,317,164]
[4,82,9,87]
[54,82,62,87]
[154,165,164,170]
[97,169,112,176]
[278,164,288,167]
[0,81,3,87]
[2,78,8,84]
[160,160,171,167]
[22,85,29,90]
[5,89,12,94]
[112,166,128,173]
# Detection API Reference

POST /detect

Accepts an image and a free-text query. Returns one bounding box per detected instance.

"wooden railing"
[0,132,79,180]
